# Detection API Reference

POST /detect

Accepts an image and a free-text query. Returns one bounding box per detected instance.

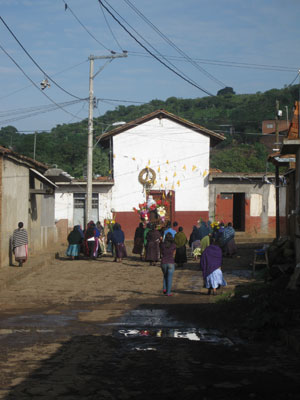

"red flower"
[157,200,162,206]
[164,201,169,206]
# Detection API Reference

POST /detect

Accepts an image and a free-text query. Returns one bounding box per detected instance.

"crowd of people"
[65,218,237,296]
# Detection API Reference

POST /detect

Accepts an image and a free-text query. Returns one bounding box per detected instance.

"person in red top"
[160,232,177,296]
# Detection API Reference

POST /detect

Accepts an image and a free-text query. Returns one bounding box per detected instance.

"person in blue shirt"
[163,221,176,240]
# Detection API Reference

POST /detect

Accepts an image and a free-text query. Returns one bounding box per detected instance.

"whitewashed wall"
[98,190,113,222]
[55,193,73,227]
[112,118,210,212]
[250,193,262,217]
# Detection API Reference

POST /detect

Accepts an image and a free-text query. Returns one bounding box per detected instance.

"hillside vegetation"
[0,85,298,177]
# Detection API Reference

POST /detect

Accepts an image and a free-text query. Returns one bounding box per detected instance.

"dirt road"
[0,246,299,399]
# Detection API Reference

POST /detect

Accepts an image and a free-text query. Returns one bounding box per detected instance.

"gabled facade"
[99,109,224,238]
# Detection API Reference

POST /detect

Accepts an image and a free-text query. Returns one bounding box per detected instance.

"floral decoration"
[193,248,202,257]
[210,221,220,230]
[133,199,169,222]
[104,218,115,231]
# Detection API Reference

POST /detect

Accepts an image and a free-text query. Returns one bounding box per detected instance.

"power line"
[98,0,214,96]
[98,0,124,52]
[61,0,114,53]
[287,71,300,87]
[101,0,218,94]
[0,16,84,100]
[0,99,85,125]
[0,60,88,101]
[0,42,87,122]
[100,1,209,94]
[129,51,299,73]
[122,0,226,87]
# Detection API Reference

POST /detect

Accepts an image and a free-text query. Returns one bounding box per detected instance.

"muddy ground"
[0,243,299,399]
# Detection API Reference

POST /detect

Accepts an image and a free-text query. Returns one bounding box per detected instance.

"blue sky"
[1,0,300,132]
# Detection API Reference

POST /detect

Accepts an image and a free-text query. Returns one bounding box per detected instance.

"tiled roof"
[98,109,225,146]
[0,145,48,170]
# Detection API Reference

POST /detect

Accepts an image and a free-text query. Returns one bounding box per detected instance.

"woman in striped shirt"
[12,222,28,267]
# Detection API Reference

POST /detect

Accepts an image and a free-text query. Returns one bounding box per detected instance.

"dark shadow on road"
[3,330,300,399]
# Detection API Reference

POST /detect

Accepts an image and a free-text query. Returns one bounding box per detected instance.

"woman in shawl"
[174,226,187,267]
[84,221,99,259]
[66,225,82,260]
[146,224,162,266]
[222,222,237,257]
[200,238,227,295]
[111,223,127,262]
[189,225,201,260]
[12,222,28,267]
[132,222,144,260]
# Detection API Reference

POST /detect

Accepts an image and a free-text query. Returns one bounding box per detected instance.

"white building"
[99,109,224,238]
[54,110,224,238]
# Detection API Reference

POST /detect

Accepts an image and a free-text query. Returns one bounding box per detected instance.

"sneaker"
[163,289,167,294]
[166,293,173,296]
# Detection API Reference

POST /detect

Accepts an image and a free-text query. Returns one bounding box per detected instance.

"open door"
[233,193,245,231]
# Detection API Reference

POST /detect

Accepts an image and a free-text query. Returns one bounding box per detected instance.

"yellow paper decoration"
[173,172,177,177]
[160,184,164,188]
[148,160,151,165]
[203,169,208,177]
[162,192,165,199]
[154,179,157,185]
[192,165,197,171]
[158,166,160,173]
[132,157,136,161]
[113,154,116,158]
[166,160,169,164]
[177,180,180,186]
[183,165,186,170]
[165,177,168,182]
[171,184,175,190]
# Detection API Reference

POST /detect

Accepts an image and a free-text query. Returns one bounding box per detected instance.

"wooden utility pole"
[275,100,280,239]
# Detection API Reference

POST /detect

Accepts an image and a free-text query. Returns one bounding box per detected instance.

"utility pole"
[33,132,37,160]
[274,100,280,152]
[86,53,127,225]
[274,100,281,239]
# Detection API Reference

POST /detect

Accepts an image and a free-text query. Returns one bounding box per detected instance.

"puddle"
[106,309,185,328]
[225,270,252,279]
[116,328,234,346]
[107,309,243,349]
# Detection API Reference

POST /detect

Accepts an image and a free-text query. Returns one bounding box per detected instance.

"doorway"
[73,193,99,228]
[233,193,245,231]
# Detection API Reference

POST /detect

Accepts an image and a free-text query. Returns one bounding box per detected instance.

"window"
[266,123,274,129]
[74,193,98,208]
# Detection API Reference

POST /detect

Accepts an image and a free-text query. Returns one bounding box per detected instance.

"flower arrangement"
[104,218,115,231]
[210,221,220,230]
[193,248,202,257]
[133,199,169,222]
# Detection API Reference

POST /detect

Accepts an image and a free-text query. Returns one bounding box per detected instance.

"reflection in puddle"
[117,328,234,346]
